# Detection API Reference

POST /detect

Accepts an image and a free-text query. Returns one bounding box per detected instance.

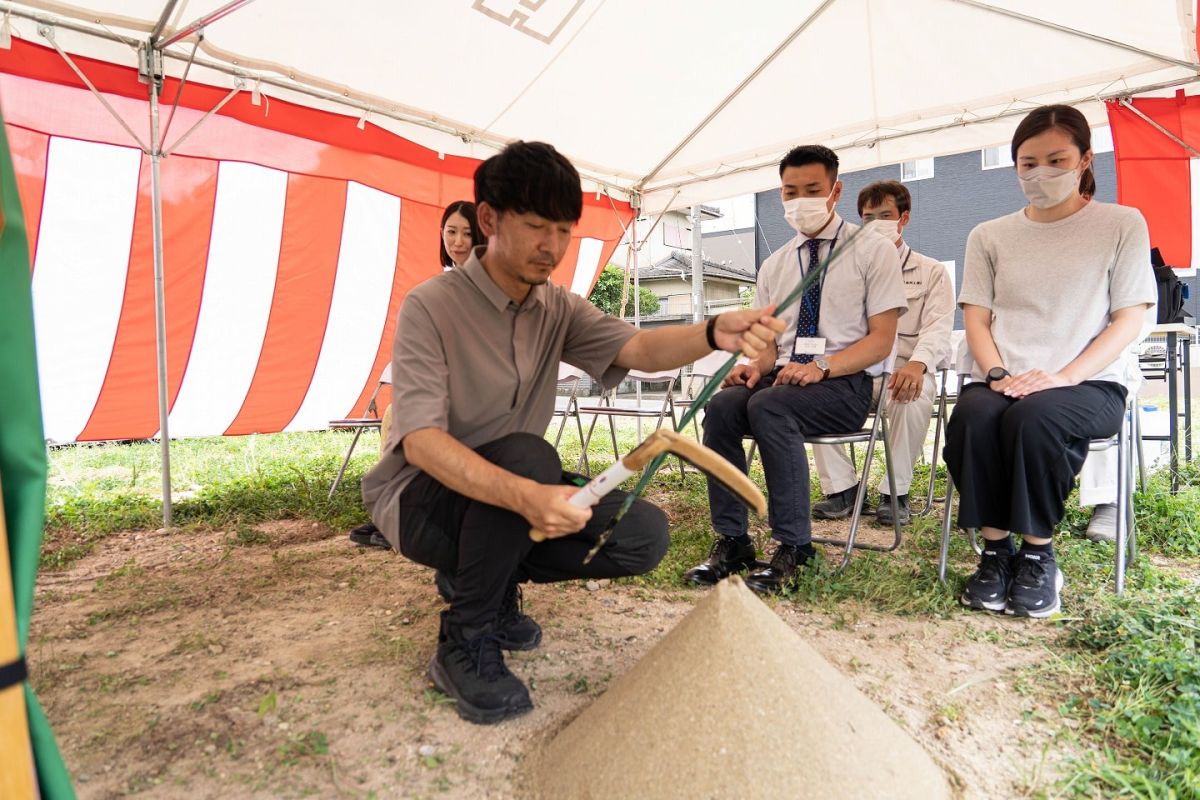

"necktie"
[790,237,823,364]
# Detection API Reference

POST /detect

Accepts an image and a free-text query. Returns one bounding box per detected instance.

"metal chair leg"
[329,426,365,499]
[608,414,620,463]
[918,384,948,517]
[574,402,590,476]
[578,411,601,475]
[1134,402,1147,493]
[938,473,956,584]
[1115,419,1127,596]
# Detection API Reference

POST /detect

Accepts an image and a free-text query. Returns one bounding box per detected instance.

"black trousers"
[395,433,669,631]
[943,381,1127,538]
[702,369,873,547]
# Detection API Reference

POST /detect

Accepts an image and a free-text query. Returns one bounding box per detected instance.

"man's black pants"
[395,433,670,631]
[702,369,873,547]
[943,381,1126,539]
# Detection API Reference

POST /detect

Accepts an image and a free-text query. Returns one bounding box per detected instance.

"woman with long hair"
[946,104,1156,618]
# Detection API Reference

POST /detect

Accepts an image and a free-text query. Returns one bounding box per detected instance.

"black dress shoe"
[683,535,757,586]
[875,494,910,525]
[745,543,812,595]
[811,486,859,520]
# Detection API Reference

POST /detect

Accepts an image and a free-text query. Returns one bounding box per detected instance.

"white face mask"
[783,189,835,234]
[1018,165,1082,209]
[866,218,902,244]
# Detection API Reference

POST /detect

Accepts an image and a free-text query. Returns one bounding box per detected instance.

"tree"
[588,265,660,317]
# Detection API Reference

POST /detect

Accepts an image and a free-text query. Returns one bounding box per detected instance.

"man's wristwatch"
[814,357,831,380]
[985,366,1010,385]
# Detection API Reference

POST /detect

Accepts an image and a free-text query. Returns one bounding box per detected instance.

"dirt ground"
[30,521,1082,799]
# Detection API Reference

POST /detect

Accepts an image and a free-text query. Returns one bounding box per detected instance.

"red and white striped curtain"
[1,40,631,443]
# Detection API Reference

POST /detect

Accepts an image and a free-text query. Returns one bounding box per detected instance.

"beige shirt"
[959,201,1156,383]
[896,244,955,371]
[755,214,907,375]
[361,246,637,549]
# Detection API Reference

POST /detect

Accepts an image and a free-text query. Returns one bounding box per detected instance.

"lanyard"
[898,244,913,272]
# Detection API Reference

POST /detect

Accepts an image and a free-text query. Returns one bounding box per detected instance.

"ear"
[830,180,843,206]
[899,210,911,229]
[1080,149,1094,172]
[477,202,499,237]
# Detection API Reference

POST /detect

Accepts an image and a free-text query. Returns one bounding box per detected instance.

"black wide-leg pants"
[943,381,1126,538]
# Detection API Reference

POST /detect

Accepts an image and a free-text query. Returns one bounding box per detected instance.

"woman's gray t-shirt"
[958,201,1156,384]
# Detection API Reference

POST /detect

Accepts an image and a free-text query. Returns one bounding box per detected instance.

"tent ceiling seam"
[3,7,638,198]
[948,0,1200,72]
[641,74,1200,200]
[635,0,839,191]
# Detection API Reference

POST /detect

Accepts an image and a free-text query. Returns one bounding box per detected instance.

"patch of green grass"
[277,731,329,766]
[1055,589,1200,798]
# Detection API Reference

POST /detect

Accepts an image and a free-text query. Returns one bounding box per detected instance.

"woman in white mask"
[945,104,1156,618]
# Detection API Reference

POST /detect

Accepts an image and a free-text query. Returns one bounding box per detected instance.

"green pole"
[0,113,76,799]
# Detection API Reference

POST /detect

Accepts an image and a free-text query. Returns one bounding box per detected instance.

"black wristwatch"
[985,366,1010,385]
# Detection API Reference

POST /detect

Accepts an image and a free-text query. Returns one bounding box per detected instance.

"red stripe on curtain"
[3,125,47,269]
[77,155,219,440]
[227,174,348,435]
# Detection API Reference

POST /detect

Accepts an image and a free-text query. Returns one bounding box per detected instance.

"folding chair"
[577,368,683,477]
[744,357,903,574]
[935,353,1138,595]
[328,364,391,499]
[911,366,955,517]
[675,349,736,441]
[552,363,589,474]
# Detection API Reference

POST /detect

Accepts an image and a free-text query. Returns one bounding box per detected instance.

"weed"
[277,731,329,766]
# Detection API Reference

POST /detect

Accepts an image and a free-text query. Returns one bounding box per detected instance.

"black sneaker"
[812,486,858,520]
[348,521,390,549]
[744,543,812,595]
[683,535,758,586]
[875,494,911,526]
[1005,550,1064,619]
[495,584,542,651]
[427,616,533,725]
[960,545,1015,612]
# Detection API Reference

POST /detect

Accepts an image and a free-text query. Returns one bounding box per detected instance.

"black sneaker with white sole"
[1005,550,1064,619]
[960,546,1015,613]
[427,615,533,725]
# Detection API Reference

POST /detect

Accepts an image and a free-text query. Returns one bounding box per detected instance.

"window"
[981,146,1014,170]
[900,158,934,182]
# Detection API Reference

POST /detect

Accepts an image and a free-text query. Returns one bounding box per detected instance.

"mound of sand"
[534,576,951,799]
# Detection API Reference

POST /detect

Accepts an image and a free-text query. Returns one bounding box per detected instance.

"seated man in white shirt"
[812,181,955,525]
[684,145,907,595]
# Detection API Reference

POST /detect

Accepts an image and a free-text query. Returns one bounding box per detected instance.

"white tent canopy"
[5,0,1199,213]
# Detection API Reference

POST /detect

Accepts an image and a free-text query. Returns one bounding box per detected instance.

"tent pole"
[146,47,174,528]
[691,205,704,324]
[630,203,642,439]
[1118,98,1200,157]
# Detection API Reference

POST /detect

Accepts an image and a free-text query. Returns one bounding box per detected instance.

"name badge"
[793,337,826,356]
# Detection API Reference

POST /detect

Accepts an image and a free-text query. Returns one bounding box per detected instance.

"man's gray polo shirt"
[362,246,637,551]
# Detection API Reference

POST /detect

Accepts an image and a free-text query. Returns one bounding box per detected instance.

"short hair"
[778,144,839,181]
[857,180,912,217]
[438,201,483,268]
[474,141,582,223]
